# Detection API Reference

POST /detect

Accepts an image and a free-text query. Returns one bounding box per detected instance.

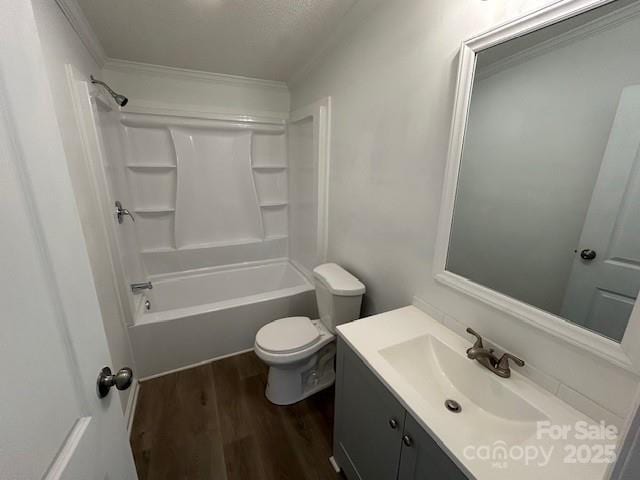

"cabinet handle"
[402,434,413,447]
[389,418,398,429]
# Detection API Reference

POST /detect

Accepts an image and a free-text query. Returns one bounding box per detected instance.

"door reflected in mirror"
[447,1,640,342]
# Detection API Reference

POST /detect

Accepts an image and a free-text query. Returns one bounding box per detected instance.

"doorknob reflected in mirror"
[580,249,597,261]
[96,366,133,399]
[115,201,135,224]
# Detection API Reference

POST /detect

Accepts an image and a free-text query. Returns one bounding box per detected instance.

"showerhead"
[113,94,128,107]
[90,75,129,107]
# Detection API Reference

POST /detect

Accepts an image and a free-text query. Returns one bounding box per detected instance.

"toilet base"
[264,343,336,405]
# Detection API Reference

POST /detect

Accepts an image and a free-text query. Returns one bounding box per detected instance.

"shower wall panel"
[118,113,288,275]
[288,116,317,274]
[171,129,263,248]
[93,101,147,319]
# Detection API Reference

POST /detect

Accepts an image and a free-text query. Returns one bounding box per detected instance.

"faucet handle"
[466,328,484,349]
[497,352,525,370]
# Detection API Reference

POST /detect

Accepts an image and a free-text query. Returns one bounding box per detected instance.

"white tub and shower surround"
[112,114,319,377]
[84,61,330,378]
[130,260,316,378]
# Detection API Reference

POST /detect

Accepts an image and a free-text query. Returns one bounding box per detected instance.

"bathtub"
[128,260,317,378]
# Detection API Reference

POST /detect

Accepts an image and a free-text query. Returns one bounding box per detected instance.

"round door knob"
[402,434,413,447]
[97,366,133,399]
[389,418,399,430]
[580,249,597,261]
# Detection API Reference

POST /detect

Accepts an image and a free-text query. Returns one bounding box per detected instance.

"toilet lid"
[256,316,320,354]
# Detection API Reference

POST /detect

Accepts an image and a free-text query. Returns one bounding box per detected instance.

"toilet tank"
[312,263,365,333]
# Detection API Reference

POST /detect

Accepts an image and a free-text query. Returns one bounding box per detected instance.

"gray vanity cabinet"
[397,415,468,480]
[334,338,406,480]
[334,338,468,480]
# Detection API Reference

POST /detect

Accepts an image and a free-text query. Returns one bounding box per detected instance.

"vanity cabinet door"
[334,338,406,480]
[398,415,468,480]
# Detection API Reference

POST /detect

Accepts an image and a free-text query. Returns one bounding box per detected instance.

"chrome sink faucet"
[465,328,525,378]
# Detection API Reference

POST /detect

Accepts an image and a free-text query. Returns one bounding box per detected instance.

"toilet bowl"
[254,263,365,405]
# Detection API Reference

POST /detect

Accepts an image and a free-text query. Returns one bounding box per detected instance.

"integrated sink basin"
[380,334,547,441]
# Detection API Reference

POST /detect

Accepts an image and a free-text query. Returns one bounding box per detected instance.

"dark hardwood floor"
[130,351,343,480]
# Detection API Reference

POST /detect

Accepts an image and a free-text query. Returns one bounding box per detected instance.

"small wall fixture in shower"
[90,75,128,107]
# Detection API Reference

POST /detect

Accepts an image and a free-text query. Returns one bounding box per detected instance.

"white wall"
[448,15,640,315]
[290,0,640,425]
[30,0,136,412]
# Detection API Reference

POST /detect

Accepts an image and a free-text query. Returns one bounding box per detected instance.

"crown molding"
[54,0,106,67]
[476,0,640,81]
[103,58,289,92]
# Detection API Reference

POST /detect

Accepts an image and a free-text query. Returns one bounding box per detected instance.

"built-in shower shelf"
[259,202,288,208]
[126,164,177,170]
[134,207,176,213]
[139,234,290,254]
[140,246,177,254]
[252,165,287,170]
[264,234,288,241]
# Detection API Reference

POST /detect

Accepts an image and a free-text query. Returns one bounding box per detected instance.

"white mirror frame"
[434,0,640,373]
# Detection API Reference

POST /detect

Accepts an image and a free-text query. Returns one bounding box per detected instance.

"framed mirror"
[435,0,640,371]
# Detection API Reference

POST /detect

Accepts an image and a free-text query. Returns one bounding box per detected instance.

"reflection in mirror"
[447,1,640,342]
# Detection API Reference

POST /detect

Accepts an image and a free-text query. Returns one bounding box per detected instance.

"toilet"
[254,263,365,405]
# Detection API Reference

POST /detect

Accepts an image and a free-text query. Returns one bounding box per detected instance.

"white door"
[562,86,640,342]
[0,1,137,479]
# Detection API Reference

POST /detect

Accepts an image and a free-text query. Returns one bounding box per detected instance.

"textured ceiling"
[76,0,360,82]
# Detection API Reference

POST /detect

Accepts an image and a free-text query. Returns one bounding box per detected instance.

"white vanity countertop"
[337,306,612,480]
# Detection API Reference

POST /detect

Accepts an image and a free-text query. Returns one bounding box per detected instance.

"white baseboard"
[137,347,255,383]
[124,379,140,437]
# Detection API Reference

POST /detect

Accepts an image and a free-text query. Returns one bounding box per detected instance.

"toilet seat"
[254,318,335,366]
[255,316,320,354]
